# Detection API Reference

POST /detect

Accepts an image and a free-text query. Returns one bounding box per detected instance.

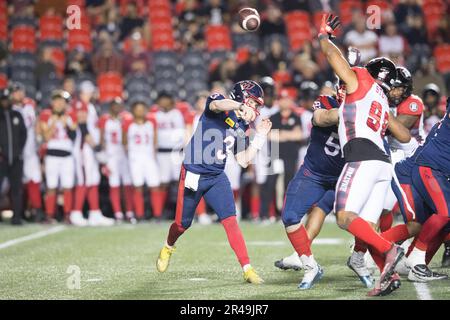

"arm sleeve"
[204,93,226,118]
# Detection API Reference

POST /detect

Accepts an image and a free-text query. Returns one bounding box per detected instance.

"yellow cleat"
[156,245,176,273]
[243,267,264,284]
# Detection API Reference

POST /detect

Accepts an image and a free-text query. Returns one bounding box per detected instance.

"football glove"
[318,14,341,40]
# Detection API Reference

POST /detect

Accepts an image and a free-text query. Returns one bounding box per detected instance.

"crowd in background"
[0,0,448,225]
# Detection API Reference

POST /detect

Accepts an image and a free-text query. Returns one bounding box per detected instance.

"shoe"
[442,243,450,268]
[88,211,115,226]
[243,266,264,284]
[274,252,303,271]
[198,213,212,225]
[380,244,404,286]
[11,218,23,226]
[408,264,449,282]
[125,211,137,224]
[69,211,88,227]
[156,245,176,273]
[347,251,375,288]
[298,255,324,290]
[394,256,411,276]
[114,212,124,221]
[368,273,401,297]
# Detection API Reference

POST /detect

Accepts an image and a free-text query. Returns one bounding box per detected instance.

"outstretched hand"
[318,13,341,39]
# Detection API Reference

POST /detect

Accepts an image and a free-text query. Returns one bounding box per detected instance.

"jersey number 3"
[324,132,340,156]
[217,136,235,160]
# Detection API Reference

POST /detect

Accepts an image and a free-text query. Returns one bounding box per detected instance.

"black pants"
[259,159,297,220]
[0,159,24,223]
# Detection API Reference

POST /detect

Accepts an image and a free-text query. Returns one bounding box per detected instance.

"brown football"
[238,7,260,32]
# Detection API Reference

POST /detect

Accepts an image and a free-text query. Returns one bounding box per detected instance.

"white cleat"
[88,210,115,226]
[114,212,124,222]
[69,211,88,227]
[198,213,212,225]
[347,251,375,288]
[394,256,411,276]
[298,255,324,290]
[274,252,303,271]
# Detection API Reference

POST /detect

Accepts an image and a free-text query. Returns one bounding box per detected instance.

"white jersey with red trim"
[388,94,425,157]
[13,98,38,157]
[155,108,185,150]
[98,112,131,158]
[338,67,390,156]
[39,110,75,153]
[125,119,156,158]
[71,100,101,147]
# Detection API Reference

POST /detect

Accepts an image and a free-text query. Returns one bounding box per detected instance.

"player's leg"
[72,150,87,222]
[61,156,78,225]
[407,166,450,281]
[24,155,43,220]
[156,152,172,216]
[130,157,146,220]
[145,158,163,220]
[335,161,403,295]
[44,156,59,220]
[120,158,135,222]
[224,154,242,220]
[107,156,124,220]
[157,167,202,273]
[279,171,327,288]
[203,172,262,284]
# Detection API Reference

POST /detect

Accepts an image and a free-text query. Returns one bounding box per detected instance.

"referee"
[0,87,27,225]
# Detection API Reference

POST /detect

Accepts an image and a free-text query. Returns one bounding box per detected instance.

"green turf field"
[0,221,448,300]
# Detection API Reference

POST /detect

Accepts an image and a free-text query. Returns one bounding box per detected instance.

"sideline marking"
[0,226,66,250]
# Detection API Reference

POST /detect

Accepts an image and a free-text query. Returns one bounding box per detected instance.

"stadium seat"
[67,29,92,52]
[263,34,290,53]
[285,11,311,34]
[98,72,124,103]
[9,16,36,28]
[365,0,391,11]
[151,30,175,50]
[339,0,364,25]
[39,15,63,41]
[0,73,7,89]
[205,25,232,52]
[153,51,178,68]
[183,50,207,68]
[287,29,312,51]
[434,44,450,74]
[67,0,86,7]
[11,26,36,53]
[10,52,36,70]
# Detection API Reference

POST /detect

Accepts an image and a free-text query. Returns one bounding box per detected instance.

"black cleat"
[442,242,450,268]
[408,264,449,282]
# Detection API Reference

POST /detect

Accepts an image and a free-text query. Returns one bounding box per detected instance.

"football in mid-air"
[238,7,260,32]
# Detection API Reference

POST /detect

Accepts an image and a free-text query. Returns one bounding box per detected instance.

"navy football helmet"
[230,80,264,108]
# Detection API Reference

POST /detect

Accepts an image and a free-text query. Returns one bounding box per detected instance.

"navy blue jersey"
[184,93,249,175]
[302,95,345,183]
[413,98,450,176]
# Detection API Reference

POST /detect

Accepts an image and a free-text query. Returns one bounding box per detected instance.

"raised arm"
[318,14,358,94]
[387,112,411,143]
[312,108,339,127]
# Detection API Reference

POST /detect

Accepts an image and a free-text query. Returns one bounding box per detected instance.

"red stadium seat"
[287,29,311,51]
[365,0,391,11]
[0,73,8,89]
[67,29,92,52]
[0,15,7,41]
[98,72,124,103]
[205,25,232,52]
[272,70,292,87]
[151,30,175,50]
[39,15,63,41]
[285,10,310,32]
[67,0,86,7]
[434,44,450,74]
[339,0,363,25]
[11,26,36,52]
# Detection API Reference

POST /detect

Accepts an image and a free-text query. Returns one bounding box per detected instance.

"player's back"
[338,67,390,162]
[414,98,450,175]
[184,93,248,175]
[303,95,345,182]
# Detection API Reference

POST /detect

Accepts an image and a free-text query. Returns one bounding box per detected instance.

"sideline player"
[318,14,404,296]
[123,101,161,220]
[10,82,44,221]
[39,90,76,221]
[98,97,135,222]
[156,81,271,284]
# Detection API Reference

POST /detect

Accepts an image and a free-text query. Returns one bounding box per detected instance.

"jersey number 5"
[367,101,389,135]
[324,132,340,156]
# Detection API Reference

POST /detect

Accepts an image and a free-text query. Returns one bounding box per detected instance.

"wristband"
[250,133,266,150]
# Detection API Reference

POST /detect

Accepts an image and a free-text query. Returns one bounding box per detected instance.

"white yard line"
[220,238,344,246]
[413,282,433,300]
[0,225,66,250]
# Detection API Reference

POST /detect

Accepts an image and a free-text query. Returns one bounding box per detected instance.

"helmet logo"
[240,81,255,90]
[378,67,389,81]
